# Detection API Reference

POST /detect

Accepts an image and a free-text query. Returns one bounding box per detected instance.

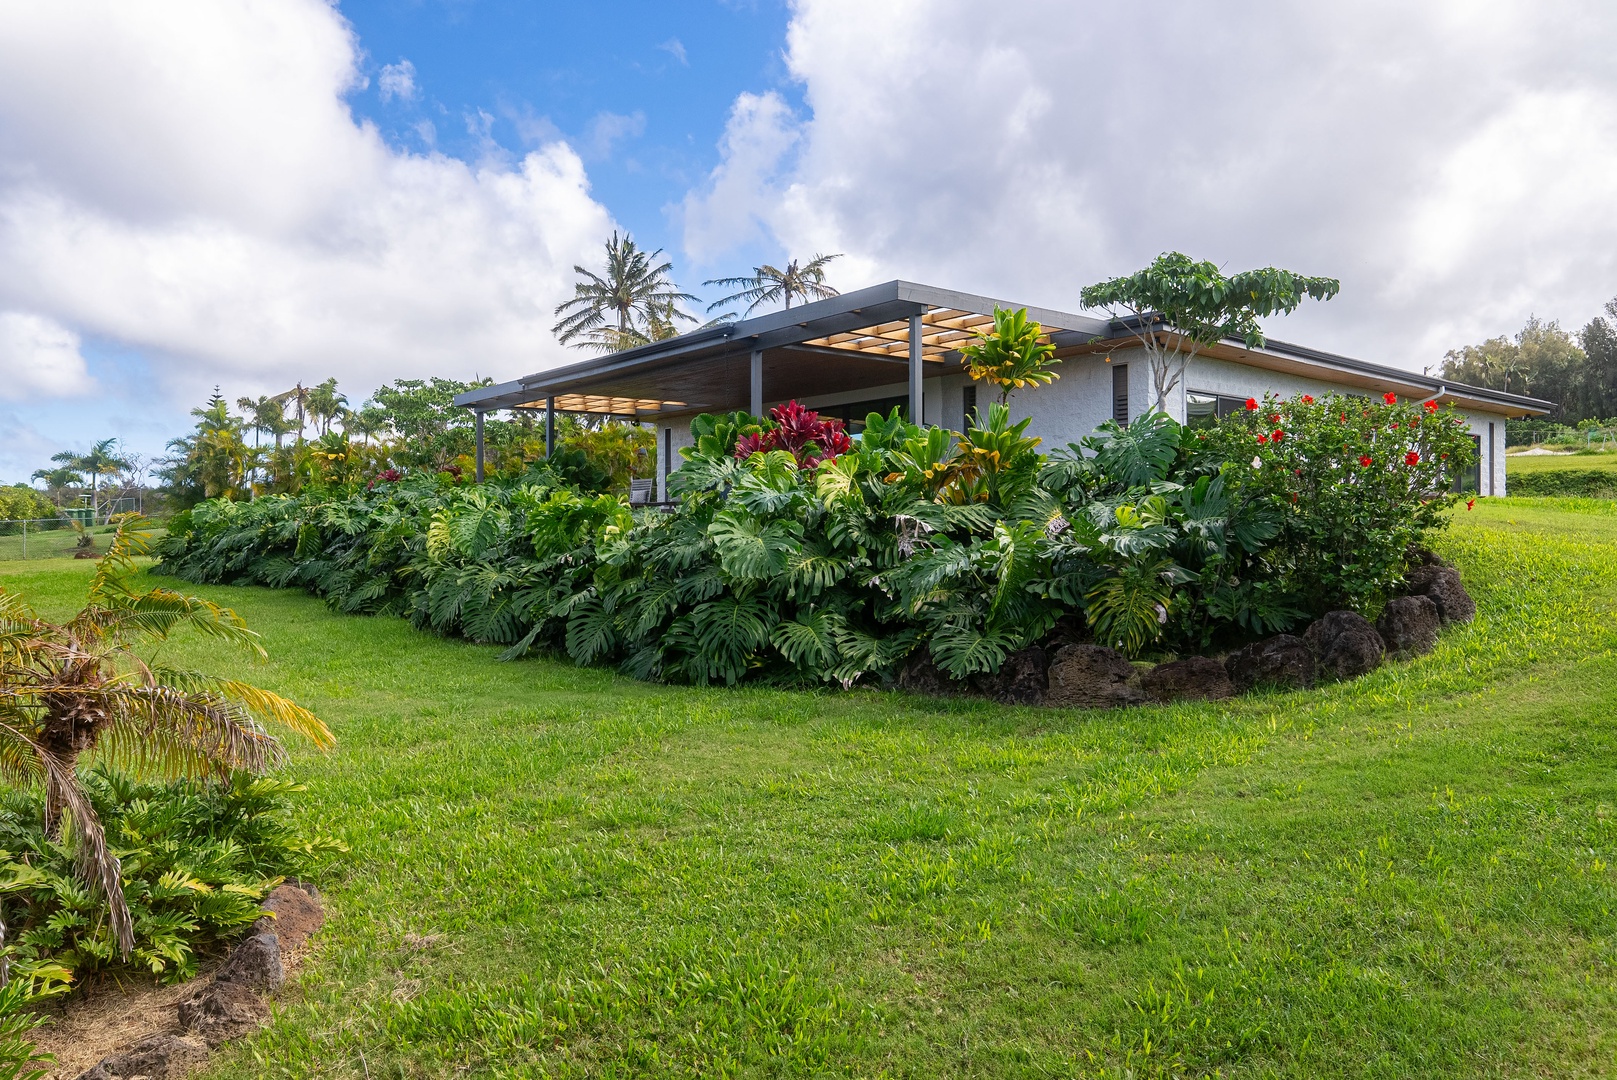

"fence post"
[19,519,25,560]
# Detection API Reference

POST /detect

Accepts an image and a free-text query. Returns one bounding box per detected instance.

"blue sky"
[341,0,794,284]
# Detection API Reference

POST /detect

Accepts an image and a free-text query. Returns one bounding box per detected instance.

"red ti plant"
[734,401,852,468]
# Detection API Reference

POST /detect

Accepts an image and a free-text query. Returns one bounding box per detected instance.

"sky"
[2,0,1616,483]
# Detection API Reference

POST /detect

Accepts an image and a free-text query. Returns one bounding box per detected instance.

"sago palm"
[0,517,334,960]
[705,253,842,317]
[553,232,699,352]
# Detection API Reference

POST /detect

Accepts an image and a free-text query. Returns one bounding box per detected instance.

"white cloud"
[688,0,1617,369]
[658,38,688,66]
[681,91,801,264]
[583,110,647,161]
[0,0,615,415]
[378,58,418,104]
[0,312,94,401]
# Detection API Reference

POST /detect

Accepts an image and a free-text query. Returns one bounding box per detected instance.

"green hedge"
[1509,469,1617,498]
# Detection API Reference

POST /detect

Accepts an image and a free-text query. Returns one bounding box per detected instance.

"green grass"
[0,523,143,562]
[1506,449,1617,474]
[8,503,1617,1078]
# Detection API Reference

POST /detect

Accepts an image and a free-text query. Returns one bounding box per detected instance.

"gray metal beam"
[545,397,555,456]
[908,313,924,424]
[474,410,485,482]
[750,348,763,417]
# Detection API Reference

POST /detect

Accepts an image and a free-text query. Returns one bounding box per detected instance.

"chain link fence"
[0,518,162,561]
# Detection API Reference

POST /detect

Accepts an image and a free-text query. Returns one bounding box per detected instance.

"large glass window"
[1454,434,1482,493]
[1185,391,1249,430]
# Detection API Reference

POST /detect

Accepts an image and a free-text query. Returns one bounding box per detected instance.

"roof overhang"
[453,281,1108,417]
[1059,328,1555,418]
[455,282,1556,420]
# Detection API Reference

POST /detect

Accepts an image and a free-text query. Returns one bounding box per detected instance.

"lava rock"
[1139,656,1235,703]
[1303,610,1385,680]
[251,883,325,950]
[1378,595,1442,657]
[898,647,967,697]
[1405,564,1476,624]
[970,645,1049,705]
[1406,545,1447,568]
[75,1035,209,1079]
[1224,634,1315,693]
[212,931,284,992]
[1044,644,1144,709]
[179,979,271,1047]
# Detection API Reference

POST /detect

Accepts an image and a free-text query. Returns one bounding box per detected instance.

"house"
[454,280,1552,498]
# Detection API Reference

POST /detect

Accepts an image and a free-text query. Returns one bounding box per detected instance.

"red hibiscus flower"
[1383,392,1398,405]
[1359,455,1374,467]
[1301,394,1315,404]
[1467,498,1476,510]
[1256,433,1269,444]
[1272,429,1286,443]
[1404,451,1420,466]
[1245,397,1259,411]
[1423,400,1439,413]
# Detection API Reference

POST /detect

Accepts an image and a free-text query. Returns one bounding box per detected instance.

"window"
[1112,364,1129,424]
[662,426,671,485]
[1454,434,1482,493]
[962,384,977,430]
[1185,391,1249,430]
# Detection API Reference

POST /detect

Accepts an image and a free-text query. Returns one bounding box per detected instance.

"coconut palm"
[553,232,700,353]
[306,379,348,437]
[271,384,313,444]
[704,253,842,317]
[51,439,132,524]
[0,516,334,959]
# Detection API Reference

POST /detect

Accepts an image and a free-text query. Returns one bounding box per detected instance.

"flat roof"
[455,279,1553,418]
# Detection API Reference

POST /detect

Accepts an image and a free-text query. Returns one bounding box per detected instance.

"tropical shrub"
[0,766,344,983]
[158,393,1475,685]
[1196,393,1477,613]
[735,402,852,467]
[1508,468,1617,498]
[0,518,333,960]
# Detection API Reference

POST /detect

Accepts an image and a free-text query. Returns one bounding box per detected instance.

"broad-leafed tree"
[1081,253,1339,413]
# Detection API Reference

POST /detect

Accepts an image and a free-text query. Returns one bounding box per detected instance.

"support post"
[474,410,485,482]
[750,348,763,418]
[908,313,924,424]
[545,397,556,456]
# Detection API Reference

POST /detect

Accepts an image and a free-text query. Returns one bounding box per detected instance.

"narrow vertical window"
[1488,422,1496,494]
[1112,364,1129,425]
[962,384,977,430]
[662,426,671,494]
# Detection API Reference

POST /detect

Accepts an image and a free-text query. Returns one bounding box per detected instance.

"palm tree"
[52,439,132,523]
[271,384,313,444]
[306,378,348,436]
[30,467,82,507]
[0,517,334,959]
[704,253,842,318]
[553,232,700,353]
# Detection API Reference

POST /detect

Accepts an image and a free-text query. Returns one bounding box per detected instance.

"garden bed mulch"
[35,883,323,1079]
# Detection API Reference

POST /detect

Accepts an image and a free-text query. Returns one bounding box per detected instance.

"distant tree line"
[1439,296,1617,425]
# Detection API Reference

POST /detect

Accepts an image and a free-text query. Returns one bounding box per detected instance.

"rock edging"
[72,882,323,1080]
[898,559,1476,708]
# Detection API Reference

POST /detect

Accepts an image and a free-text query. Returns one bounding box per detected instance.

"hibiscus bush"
[1197,392,1477,612]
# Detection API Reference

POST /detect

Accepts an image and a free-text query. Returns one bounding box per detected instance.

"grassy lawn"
[8,498,1617,1077]
[1506,449,1617,475]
